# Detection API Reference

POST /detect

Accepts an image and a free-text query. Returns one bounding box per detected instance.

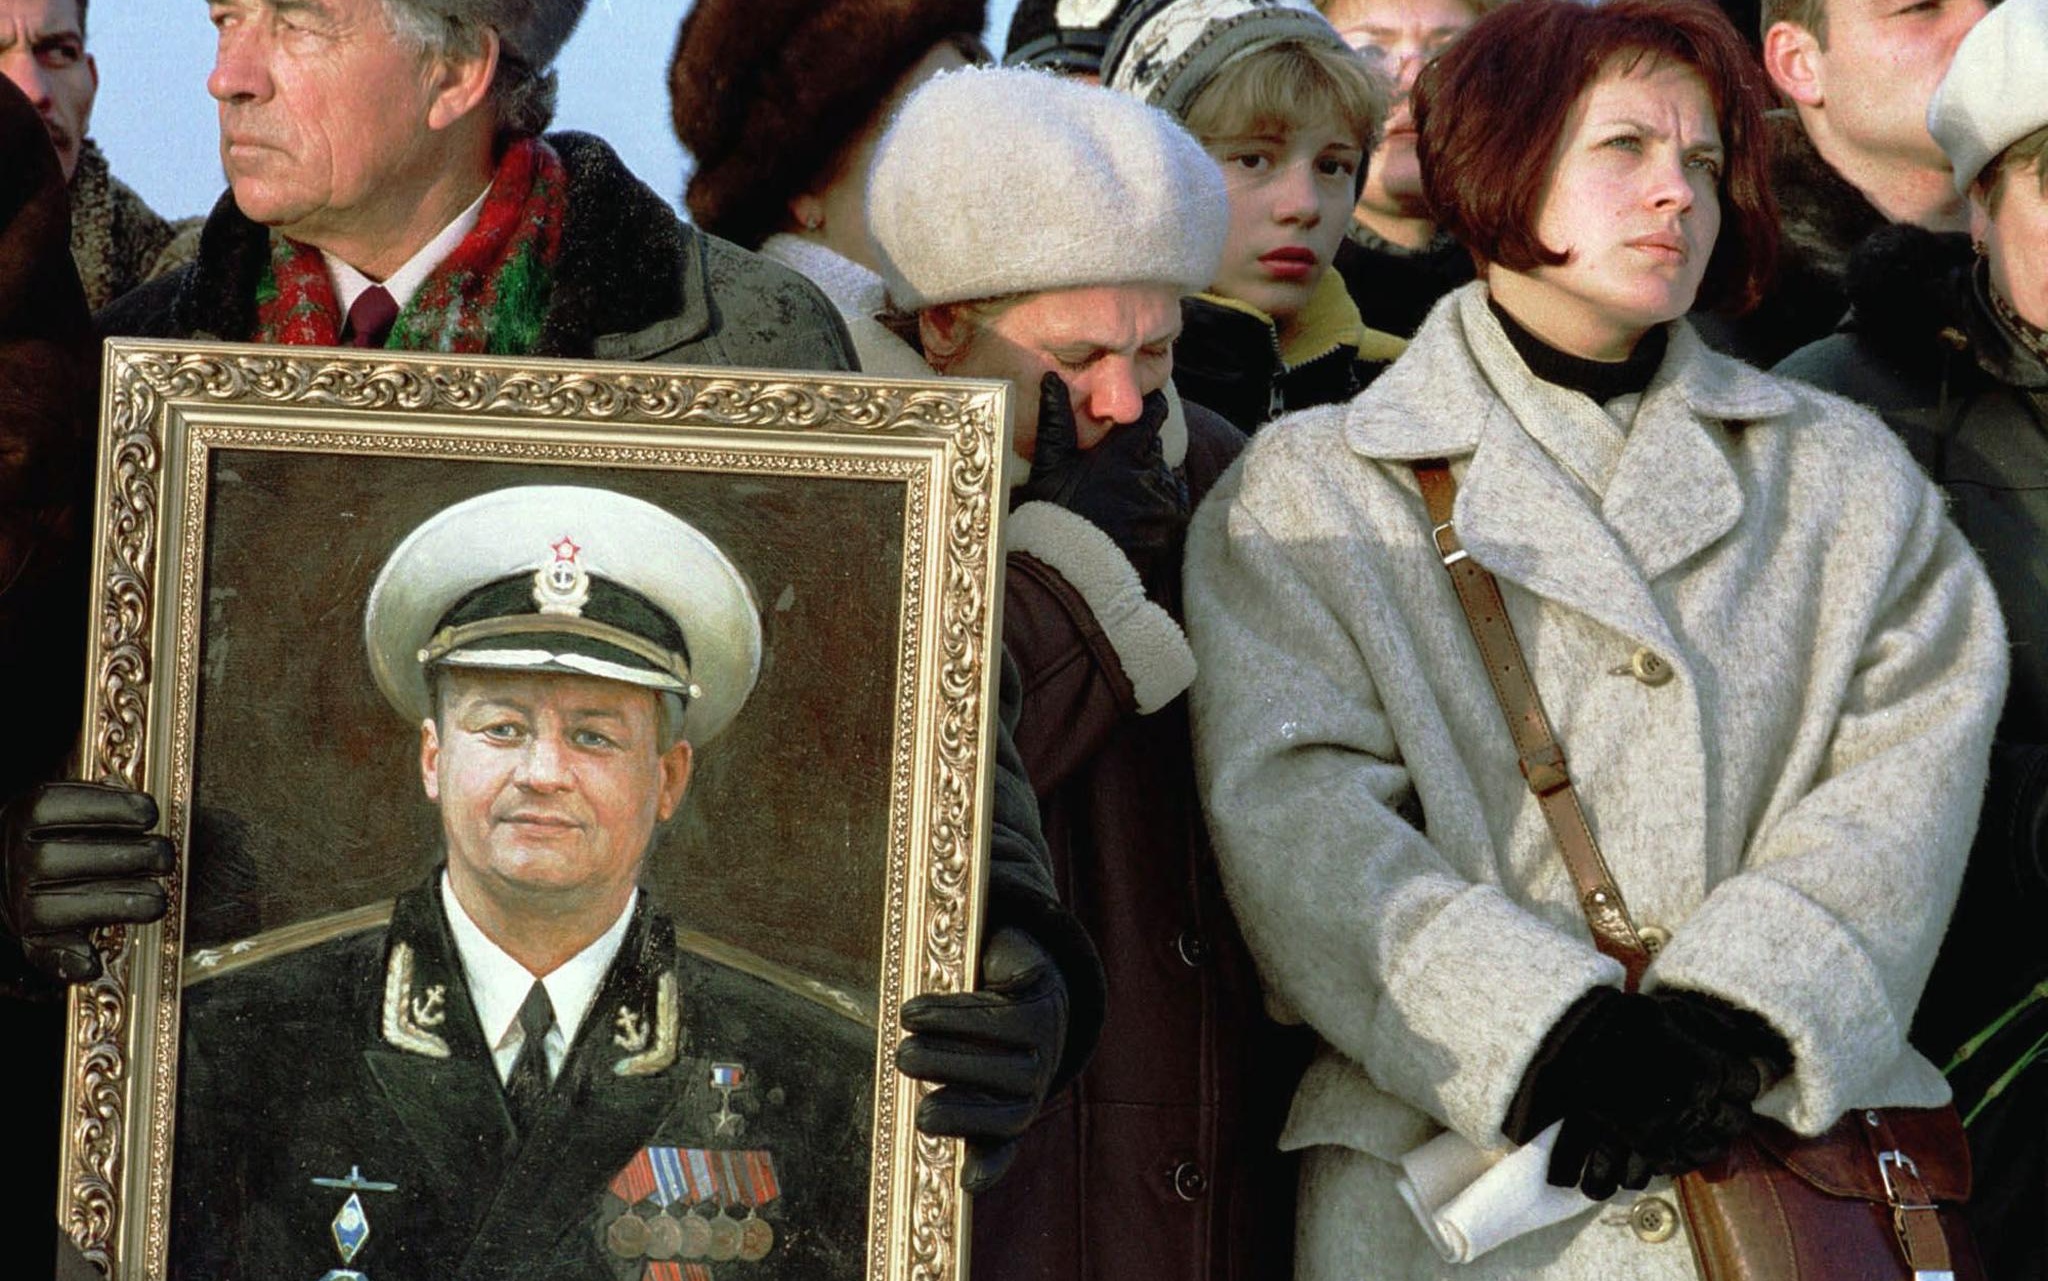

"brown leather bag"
[1414,459,1981,1281]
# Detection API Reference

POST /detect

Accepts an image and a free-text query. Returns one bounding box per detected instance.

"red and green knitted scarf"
[252,136,567,354]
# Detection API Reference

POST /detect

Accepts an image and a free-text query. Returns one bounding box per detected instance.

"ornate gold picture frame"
[62,340,1009,1281]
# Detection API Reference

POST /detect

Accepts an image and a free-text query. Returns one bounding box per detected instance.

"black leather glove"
[1507,986,1790,1199]
[2,782,174,983]
[1014,372,1189,583]
[895,925,1070,1193]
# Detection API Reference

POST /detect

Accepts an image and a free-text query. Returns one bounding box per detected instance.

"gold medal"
[644,1210,684,1260]
[738,1212,775,1262]
[678,1211,713,1260]
[707,1210,743,1261]
[604,1210,650,1258]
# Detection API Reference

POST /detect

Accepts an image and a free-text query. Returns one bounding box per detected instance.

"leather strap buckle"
[1880,1150,1955,1279]
[1519,743,1570,796]
[1431,520,1468,566]
[1879,1150,1931,1210]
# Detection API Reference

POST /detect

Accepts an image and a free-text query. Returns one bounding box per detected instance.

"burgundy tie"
[343,284,398,348]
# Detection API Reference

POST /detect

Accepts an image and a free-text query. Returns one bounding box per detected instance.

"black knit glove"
[1507,986,1791,1199]
[1015,372,1189,583]
[896,926,1070,1193]
[2,782,174,983]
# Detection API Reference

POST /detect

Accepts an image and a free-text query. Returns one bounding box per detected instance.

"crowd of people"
[2,0,2045,1276]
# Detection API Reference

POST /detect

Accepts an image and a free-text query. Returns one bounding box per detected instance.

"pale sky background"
[87,0,1026,222]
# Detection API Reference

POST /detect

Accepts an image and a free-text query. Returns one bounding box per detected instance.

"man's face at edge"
[0,0,96,180]
[1771,0,1987,176]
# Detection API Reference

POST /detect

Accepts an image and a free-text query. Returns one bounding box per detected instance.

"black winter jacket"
[1172,293,1391,434]
[1777,227,2048,1281]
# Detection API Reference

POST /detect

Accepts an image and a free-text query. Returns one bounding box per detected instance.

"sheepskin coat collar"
[1184,281,2006,1276]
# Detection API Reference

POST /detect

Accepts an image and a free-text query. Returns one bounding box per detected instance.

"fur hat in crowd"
[865,66,1228,308]
[1004,0,1142,74]
[669,0,987,249]
[1102,0,1348,120]
[1927,0,2048,195]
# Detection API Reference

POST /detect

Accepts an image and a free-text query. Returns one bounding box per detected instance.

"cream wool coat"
[1183,284,2008,1277]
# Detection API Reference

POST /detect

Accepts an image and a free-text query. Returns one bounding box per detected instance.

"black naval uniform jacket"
[172,876,873,1280]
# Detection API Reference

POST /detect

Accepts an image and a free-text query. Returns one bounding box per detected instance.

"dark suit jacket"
[172,876,873,1280]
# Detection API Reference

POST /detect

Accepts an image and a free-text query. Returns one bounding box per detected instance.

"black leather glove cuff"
[1504,985,1625,1144]
[1653,987,1795,1093]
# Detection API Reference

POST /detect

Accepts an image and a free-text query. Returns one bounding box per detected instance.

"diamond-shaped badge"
[332,1192,371,1264]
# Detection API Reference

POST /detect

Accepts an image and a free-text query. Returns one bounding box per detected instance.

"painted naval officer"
[172,486,875,1281]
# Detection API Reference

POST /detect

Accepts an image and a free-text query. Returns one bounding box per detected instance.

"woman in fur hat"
[1777,0,2048,1271]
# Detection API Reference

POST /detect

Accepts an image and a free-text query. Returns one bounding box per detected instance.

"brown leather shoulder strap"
[1413,459,1653,989]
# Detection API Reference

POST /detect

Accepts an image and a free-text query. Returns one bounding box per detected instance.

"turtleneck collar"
[1487,295,1667,404]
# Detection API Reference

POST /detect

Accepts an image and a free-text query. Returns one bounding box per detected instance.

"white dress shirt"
[439,870,638,1084]
[325,184,491,317]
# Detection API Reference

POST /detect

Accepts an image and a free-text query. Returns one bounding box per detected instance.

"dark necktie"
[342,284,398,348]
[503,980,556,1136]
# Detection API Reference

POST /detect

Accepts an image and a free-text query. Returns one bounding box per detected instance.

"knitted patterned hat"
[1004,0,1144,74]
[866,66,1228,307]
[670,0,986,249]
[1103,0,1348,120]
[1928,0,2048,195]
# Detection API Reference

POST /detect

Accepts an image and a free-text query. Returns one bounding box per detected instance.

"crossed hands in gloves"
[1014,372,1189,584]
[2,782,173,984]
[895,926,1070,1194]
[1506,985,1794,1200]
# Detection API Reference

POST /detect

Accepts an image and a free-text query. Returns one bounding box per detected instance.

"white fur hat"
[1928,0,2048,195]
[865,66,1228,309]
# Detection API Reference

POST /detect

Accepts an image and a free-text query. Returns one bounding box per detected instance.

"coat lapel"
[1349,286,1798,649]
[1453,407,1680,654]
[359,883,513,1199]
[1601,326,1793,581]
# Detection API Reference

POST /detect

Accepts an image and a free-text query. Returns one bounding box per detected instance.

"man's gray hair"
[379,0,587,140]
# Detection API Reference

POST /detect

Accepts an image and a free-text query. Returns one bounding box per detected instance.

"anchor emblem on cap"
[533,535,590,617]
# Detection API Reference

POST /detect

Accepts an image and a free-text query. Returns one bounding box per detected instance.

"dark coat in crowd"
[1332,228,1475,340]
[1692,110,1891,368]
[67,139,188,313]
[975,399,1315,1281]
[97,132,857,373]
[1172,275,1403,434]
[0,75,101,1281]
[1777,225,2048,1281]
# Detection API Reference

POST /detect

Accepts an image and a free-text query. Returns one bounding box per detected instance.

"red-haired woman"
[1182,0,2007,1275]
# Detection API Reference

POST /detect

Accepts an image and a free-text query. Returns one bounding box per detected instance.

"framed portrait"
[59,340,1010,1281]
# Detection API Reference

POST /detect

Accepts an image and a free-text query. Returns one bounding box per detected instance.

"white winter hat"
[865,66,1228,309]
[1928,0,2048,195]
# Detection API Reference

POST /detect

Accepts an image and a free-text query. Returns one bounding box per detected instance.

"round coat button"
[1629,648,1674,686]
[1175,930,1210,967]
[1630,1195,1678,1243]
[1638,924,1671,955]
[1171,1162,1209,1201]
